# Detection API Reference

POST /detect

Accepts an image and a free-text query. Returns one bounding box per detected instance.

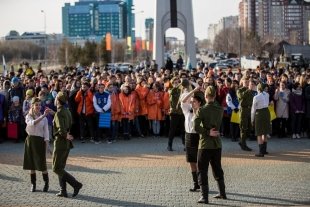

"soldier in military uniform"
[237,78,254,151]
[53,92,82,197]
[167,77,185,151]
[194,86,226,204]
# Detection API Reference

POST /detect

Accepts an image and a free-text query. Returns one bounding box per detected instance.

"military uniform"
[167,86,185,151]
[194,86,226,204]
[52,92,82,197]
[237,86,253,151]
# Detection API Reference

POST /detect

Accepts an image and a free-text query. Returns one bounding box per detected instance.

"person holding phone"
[23,97,51,192]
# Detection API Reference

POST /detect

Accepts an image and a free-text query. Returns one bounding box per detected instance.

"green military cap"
[257,83,266,92]
[56,91,67,103]
[205,86,216,97]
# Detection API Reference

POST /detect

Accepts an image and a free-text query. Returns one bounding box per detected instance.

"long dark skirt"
[23,135,47,171]
[185,133,199,163]
[255,108,271,136]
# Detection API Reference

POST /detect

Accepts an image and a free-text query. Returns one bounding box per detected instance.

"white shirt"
[25,114,49,141]
[251,91,269,123]
[181,102,197,134]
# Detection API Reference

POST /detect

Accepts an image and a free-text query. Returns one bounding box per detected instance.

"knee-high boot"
[197,185,209,204]
[263,142,268,154]
[63,172,83,197]
[30,173,36,192]
[189,172,200,192]
[213,179,227,199]
[42,173,49,192]
[255,144,264,157]
[56,176,68,197]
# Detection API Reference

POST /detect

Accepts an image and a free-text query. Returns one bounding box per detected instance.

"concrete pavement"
[0,137,309,207]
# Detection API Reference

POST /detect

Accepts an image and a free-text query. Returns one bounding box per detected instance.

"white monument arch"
[153,0,196,68]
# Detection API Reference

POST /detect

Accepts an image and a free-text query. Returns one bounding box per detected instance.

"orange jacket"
[119,92,136,120]
[162,91,170,115]
[135,85,149,115]
[146,90,164,121]
[131,90,140,117]
[75,89,94,115]
[110,92,121,121]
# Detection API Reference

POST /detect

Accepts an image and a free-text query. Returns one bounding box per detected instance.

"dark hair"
[193,95,203,105]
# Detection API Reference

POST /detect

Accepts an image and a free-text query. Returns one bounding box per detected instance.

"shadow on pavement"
[0,173,23,182]
[227,192,310,206]
[75,194,164,207]
[65,164,122,174]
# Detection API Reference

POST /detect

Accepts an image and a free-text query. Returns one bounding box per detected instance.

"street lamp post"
[41,10,47,68]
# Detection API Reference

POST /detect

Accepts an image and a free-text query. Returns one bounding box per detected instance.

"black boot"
[42,173,49,192]
[189,172,200,192]
[255,144,264,157]
[263,142,268,155]
[30,173,36,192]
[63,172,83,197]
[56,176,68,197]
[197,185,209,204]
[213,179,227,199]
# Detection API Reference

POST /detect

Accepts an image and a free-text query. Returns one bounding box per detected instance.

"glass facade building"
[62,0,134,39]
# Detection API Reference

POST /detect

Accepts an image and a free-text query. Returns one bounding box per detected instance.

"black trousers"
[79,113,95,138]
[197,148,224,186]
[168,113,185,147]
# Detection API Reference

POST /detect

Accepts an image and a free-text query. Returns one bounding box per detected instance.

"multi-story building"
[207,16,239,43]
[145,18,154,42]
[62,0,134,40]
[239,0,248,30]
[240,0,310,44]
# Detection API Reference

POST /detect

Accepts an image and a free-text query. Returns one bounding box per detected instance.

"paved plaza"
[0,136,309,207]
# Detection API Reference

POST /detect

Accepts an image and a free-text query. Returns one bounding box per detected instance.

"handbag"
[7,122,18,139]
[230,111,240,124]
[98,112,111,128]
[268,105,276,121]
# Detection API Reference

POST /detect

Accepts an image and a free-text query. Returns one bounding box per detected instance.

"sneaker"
[94,141,101,144]
[292,134,296,139]
[107,140,112,144]
[296,134,301,139]
[90,138,95,143]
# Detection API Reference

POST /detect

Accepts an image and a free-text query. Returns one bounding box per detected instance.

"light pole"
[41,10,47,68]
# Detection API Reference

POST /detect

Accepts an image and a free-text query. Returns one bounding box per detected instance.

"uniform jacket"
[146,90,163,121]
[110,92,121,121]
[53,105,72,150]
[75,89,94,115]
[119,92,136,120]
[135,85,149,115]
[162,91,170,116]
[169,87,182,115]
[194,102,223,149]
[237,87,254,108]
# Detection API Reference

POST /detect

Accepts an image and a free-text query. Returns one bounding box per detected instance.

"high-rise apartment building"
[239,0,310,44]
[62,0,134,39]
[207,16,239,43]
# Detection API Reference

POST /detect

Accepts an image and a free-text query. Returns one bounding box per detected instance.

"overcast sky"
[0,0,240,40]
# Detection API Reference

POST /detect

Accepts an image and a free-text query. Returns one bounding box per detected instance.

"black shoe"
[197,196,208,204]
[56,190,68,197]
[167,146,173,151]
[189,184,200,192]
[56,176,67,197]
[72,182,82,197]
[244,145,252,151]
[213,194,227,199]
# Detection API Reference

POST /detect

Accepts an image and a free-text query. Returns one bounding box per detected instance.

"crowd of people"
[0,60,310,203]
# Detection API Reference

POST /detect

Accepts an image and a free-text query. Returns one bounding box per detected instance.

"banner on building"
[127,36,132,51]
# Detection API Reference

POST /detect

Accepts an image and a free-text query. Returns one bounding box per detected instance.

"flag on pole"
[127,36,132,51]
[106,33,112,51]
[2,55,7,77]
